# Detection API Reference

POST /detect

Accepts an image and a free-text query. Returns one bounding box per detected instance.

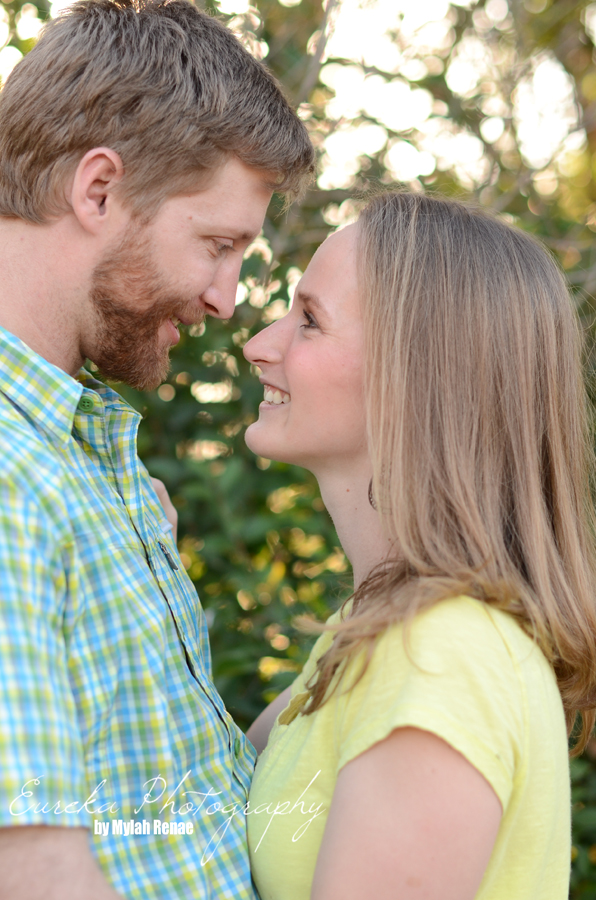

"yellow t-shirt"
[248,595,570,900]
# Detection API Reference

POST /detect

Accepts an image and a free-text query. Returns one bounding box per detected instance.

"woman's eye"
[300,310,318,330]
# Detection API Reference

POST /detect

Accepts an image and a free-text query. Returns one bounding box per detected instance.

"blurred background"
[4,0,596,892]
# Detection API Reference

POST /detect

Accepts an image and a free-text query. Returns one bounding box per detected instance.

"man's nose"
[201,258,242,320]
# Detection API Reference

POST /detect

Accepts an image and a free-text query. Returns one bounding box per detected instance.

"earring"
[368,478,377,510]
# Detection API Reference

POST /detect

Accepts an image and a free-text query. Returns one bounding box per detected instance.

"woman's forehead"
[296,224,361,320]
[304,223,359,278]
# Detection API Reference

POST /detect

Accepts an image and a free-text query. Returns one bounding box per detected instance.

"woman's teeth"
[263,385,290,405]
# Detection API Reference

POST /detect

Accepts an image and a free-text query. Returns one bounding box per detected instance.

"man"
[0,1,314,897]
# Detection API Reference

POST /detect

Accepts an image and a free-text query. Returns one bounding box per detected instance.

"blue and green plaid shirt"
[0,326,258,899]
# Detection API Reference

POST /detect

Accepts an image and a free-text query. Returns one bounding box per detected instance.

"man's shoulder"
[0,392,66,488]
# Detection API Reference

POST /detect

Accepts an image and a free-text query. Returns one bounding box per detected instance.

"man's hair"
[0,0,315,222]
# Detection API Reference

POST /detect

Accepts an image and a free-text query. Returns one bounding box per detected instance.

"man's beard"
[89,224,202,392]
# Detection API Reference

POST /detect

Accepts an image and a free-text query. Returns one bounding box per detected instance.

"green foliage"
[572,754,596,897]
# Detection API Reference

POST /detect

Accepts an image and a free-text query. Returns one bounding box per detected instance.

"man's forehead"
[186,180,272,236]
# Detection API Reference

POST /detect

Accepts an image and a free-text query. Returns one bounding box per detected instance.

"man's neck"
[0,215,93,375]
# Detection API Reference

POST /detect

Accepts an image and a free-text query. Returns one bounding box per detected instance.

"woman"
[241,192,596,900]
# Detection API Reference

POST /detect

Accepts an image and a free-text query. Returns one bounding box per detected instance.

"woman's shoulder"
[336,596,562,808]
[302,594,550,695]
[369,594,554,702]
[406,593,526,641]
[400,594,550,674]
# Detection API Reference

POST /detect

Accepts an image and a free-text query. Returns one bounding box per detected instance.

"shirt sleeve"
[334,597,526,812]
[0,464,89,827]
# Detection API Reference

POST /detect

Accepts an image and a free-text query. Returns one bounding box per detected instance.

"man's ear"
[69,147,125,234]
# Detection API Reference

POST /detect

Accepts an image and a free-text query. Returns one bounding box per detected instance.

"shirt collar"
[77,367,141,415]
[0,327,139,445]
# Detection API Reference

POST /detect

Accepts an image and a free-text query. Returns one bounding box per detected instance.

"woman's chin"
[245,421,296,466]
[244,421,275,460]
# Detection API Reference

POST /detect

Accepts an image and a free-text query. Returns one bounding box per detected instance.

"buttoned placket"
[74,393,199,649]
[100,402,208,656]
[73,389,250,781]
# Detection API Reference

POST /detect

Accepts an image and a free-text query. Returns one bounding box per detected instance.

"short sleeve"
[0,467,89,826]
[335,597,526,812]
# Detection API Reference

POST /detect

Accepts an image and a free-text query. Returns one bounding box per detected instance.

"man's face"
[88,157,273,391]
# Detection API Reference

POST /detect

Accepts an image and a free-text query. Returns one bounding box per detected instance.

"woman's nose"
[243,320,285,367]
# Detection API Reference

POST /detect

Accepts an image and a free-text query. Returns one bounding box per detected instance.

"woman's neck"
[315,464,393,591]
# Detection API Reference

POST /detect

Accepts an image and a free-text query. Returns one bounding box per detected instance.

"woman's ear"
[68,147,125,234]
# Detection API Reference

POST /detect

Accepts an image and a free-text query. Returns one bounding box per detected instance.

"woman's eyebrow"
[294,289,324,312]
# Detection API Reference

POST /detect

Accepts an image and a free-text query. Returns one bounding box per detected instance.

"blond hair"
[306,192,596,754]
[0,0,314,223]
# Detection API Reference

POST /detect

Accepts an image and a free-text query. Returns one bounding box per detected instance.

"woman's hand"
[311,727,502,900]
[150,477,178,544]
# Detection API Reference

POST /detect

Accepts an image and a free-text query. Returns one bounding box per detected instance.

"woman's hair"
[305,191,596,755]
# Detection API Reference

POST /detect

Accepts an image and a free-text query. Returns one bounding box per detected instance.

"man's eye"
[212,240,233,256]
[301,310,318,330]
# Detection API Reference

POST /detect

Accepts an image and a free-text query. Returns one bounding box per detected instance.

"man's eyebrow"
[195,226,257,243]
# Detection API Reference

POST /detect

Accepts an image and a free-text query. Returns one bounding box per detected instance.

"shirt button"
[78,395,95,412]
[233,737,241,758]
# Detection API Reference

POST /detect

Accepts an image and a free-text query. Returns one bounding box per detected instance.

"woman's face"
[243,224,367,476]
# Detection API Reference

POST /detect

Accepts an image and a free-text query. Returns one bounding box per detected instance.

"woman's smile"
[261,383,291,405]
[243,224,367,478]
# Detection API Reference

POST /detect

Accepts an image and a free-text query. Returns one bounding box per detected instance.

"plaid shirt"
[0,327,258,900]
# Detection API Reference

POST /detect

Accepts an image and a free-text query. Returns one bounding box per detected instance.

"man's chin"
[131,373,168,392]
[93,352,171,393]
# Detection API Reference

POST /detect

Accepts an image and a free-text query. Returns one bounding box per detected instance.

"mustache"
[90,285,203,333]
[88,224,205,391]
[91,230,203,331]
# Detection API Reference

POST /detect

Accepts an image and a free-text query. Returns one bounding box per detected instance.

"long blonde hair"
[306,192,596,754]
